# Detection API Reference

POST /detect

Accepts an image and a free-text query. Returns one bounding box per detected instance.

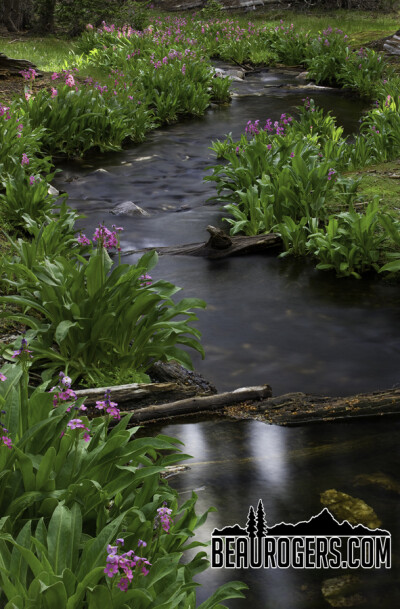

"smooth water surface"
[150,416,400,609]
[55,71,399,396]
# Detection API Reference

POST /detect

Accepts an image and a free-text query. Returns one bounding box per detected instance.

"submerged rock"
[110,201,150,216]
[354,472,400,494]
[322,575,366,607]
[320,489,381,529]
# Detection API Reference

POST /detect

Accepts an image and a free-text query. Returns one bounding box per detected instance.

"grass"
[238,9,399,44]
[352,159,400,219]
[0,36,75,72]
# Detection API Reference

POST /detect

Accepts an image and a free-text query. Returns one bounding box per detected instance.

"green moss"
[348,159,400,220]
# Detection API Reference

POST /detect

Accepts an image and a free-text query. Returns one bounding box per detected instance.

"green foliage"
[0,103,52,182]
[306,199,390,278]
[1,248,205,383]
[267,23,309,66]
[0,365,247,607]
[0,170,62,232]
[305,27,349,86]
[200,0,224,19]
[2,203,83,268]
[339,48,391,98]
[19,80,154,157]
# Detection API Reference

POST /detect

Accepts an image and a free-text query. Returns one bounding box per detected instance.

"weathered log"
[251,388,400,425]
[121,226,282,259]
[75,380,214,410]
[0,53,39,76]
[149,361,217,394]
[124,384,272,423]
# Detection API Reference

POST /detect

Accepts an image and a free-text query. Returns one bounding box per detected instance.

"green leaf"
[55,321,78,343]
[36,447,56,492]
[10,522,31,590]
[47,503,73,575]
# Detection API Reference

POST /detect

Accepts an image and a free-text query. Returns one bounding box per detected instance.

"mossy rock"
[320,489,381,529]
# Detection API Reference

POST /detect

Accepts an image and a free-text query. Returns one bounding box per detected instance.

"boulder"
[110,201,150,217]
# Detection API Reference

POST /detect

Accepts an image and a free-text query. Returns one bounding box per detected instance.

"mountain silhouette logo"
[211,500,391,570]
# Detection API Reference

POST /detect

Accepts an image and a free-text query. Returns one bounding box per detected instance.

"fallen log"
[247,388,400,425]
[75,380,214,409]
[149,361,217,394]
[0,53,40,77]
[124,384,272,423]
[121,225,282,259]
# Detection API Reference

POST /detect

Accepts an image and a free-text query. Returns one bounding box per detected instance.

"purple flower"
[117,577,129,591]
[21,153,29,166]
[1,436,12,449]
[290,152,294,158]
[0,373,7,382]
[51,87,58,98]
[104,562,119,577]
[65,74,75,87]
[77,233,91,246]
[138,539,147,548]
[155,505,173,533]
[67,419,85,430]
[29,176,35,186]
[12,337,32,360]
[139,274,152,287]
[116,538,125,546]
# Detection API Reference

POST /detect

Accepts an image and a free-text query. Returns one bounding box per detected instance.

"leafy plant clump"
[206,95,400,278]
[1,228,205,384]
[0,363,247,608]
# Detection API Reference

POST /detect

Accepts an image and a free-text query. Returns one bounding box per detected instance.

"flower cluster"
[139,273,152,287]
[95,389,120,420]
[327,168,337,181]
[245,113,293,139]
[0,104,11,121]
[92,224,123,251]
[66,418,91,442]
[154,504,173,533]
[20,68,38,82]
[50,371,85,413]
[104,538,151,592]
[21,153,29,166]
[12,337,33,361]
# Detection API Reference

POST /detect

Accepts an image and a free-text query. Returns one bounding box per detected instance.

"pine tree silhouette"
[256,499,267,538]
[246,506,257,539]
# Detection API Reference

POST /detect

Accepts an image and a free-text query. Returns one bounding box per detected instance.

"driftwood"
[149,361,217,394]
[75,380,214,410]
[0,53,39,77]
[121,226,282,260]
[253,388,400,425]
[124,384,272,423]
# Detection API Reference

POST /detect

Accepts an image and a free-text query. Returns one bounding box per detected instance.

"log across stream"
[79,370,400,426]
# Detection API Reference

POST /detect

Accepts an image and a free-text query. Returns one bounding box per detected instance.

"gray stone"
[110,201,150,217]
[295,71,310,82]
[47,184,59,197]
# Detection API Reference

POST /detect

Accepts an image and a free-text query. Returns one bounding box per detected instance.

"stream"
[55,68,400,607]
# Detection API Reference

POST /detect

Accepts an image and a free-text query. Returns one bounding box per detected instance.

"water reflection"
[148,417,400,609]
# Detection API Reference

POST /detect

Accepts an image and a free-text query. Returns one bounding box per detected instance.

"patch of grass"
[350,159,400,220]
[249,9,399,39]
[0,36,75,72]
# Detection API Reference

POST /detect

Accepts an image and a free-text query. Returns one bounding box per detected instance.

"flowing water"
[55,69,400,607]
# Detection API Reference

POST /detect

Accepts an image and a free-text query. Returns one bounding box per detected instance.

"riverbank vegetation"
[0,7,399,605]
